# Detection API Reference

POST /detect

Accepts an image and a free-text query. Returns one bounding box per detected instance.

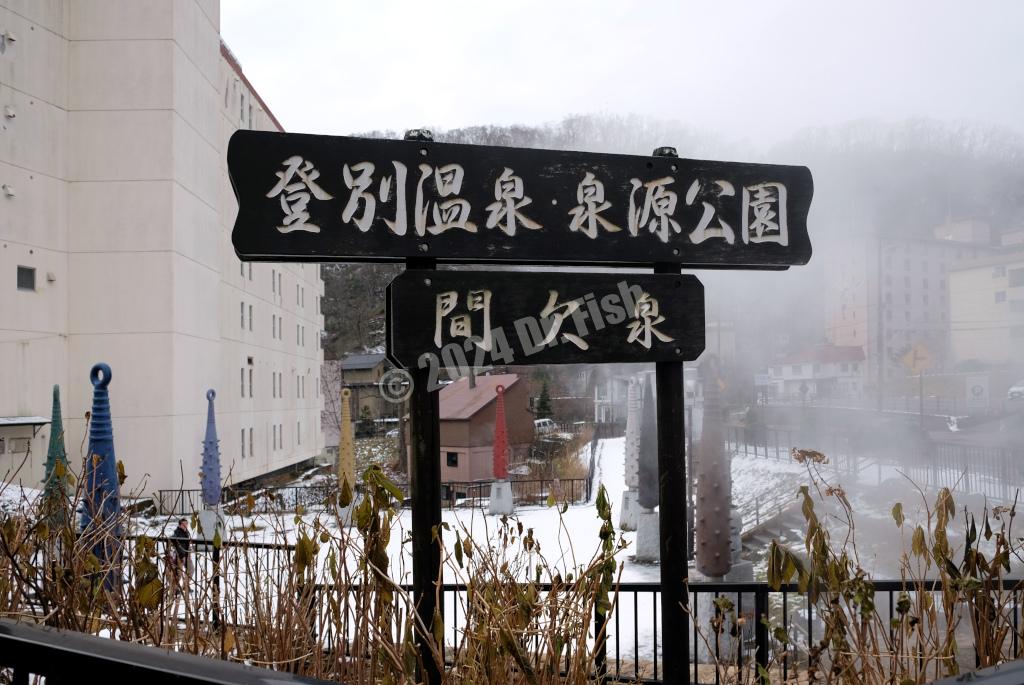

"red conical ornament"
[492,384,508,480]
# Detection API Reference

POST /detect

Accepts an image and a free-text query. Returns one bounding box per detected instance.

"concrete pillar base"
[619,489,639,531]
[488,480,515,516]
[196,507,224,550]
[635,508,660,562]
[692,561,755,662]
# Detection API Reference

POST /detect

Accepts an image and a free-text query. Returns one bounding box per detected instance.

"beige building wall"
[949,254,1024,367]
[0,0,324,494]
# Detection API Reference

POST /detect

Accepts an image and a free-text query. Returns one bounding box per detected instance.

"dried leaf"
[891,502,904,527]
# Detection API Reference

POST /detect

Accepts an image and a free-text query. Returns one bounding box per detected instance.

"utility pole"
[876,235,885,412]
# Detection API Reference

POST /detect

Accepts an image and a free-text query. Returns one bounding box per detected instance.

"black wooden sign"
[385,270,704,370]
[229,130,812,269]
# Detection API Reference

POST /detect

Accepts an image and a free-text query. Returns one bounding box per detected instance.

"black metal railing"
[723,424,1024,506]
[303,578,1024,684]
[0,617,329,685]
[7,574,1023,684]
[441,477,588,508]
[158,482,339,515]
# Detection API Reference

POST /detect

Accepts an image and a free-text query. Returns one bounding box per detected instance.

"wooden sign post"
[229,128,814,685]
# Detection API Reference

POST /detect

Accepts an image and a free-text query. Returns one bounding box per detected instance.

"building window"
[241,368,245,397]
[240,301,245,328]
[840,363,849,373]
[249,427,253,457]
[248,263,252,281]
[447,452,459,467]
[996,291,1007,303]
[1010,269,1024,288]
[240,93,246,122]
[853,363,860,373]
[297,421,301,445]
[249,368,254,398]
[241,428,246,459]
[297,324,300,345]
[994,266,1007,278]
[301,327,305,346]
[272,269,276,294]
[296,283,300,306]
[240,262,245,277]
[904,311,910,322]
[278,272,282,297]
[272,424,277,450]
[248,305,253,331]
[791,365,802,375]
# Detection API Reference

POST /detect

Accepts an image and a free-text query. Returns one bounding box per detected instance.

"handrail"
[0,618,329,685]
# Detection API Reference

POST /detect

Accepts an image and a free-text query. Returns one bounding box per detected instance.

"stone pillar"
[695,356,731,578]
[620,377,640,531]
[634,377,660,561]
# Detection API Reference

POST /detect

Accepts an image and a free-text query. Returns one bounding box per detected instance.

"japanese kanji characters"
[485,168,542,236]
[626,291,674,349]
[686,179,736,245]
[537,291,589,350]
[627,176,682,243]
[568,172,622,239]
[434,289,493,351]
[415,164,477,235]
[266,156,333,233]
[273,155,793,250]
[742,182,788,245]
[341,162,376,232]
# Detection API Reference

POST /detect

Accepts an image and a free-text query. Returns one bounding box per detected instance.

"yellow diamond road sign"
[900,343,932,375]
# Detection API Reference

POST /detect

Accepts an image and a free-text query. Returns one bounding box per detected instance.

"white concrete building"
[0,1,324,495]
[768,344,865,400]
[949,252,1024,368]
[823,227,991,387]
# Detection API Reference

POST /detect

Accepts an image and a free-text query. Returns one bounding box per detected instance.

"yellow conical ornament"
[338,387,355,497]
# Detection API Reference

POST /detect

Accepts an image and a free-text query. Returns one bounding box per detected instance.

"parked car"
[385,428,399,438]
[533,418,556,435]
[1008,380,1024,400]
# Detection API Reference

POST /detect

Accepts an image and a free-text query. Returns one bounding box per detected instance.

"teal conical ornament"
[42,384,69,521]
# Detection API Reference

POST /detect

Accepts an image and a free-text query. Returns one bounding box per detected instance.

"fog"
[223,1,1024,576]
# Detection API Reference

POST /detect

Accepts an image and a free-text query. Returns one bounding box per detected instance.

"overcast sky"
[221,1,1024,147]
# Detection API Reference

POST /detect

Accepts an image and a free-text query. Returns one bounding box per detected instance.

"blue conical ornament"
[82,364,121,561]
[200,389,221,508]
[43,384,69,509]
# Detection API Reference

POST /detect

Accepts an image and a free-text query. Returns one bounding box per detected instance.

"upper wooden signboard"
[229,130,813,268]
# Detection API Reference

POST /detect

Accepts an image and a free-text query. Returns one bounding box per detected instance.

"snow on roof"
[781,345,864,365]
[341,353,387,370]
[0,416,49,427]
[440,374,520,421]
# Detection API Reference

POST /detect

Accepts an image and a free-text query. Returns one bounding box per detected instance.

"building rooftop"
[440,374,520,420]
[340,353,387,370]
[947,248,1024,272]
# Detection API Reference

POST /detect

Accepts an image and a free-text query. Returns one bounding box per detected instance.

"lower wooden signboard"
[386,270,705,370]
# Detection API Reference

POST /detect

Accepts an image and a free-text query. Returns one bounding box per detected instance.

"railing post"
[755,585,770,683]
[594,599,608,683]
